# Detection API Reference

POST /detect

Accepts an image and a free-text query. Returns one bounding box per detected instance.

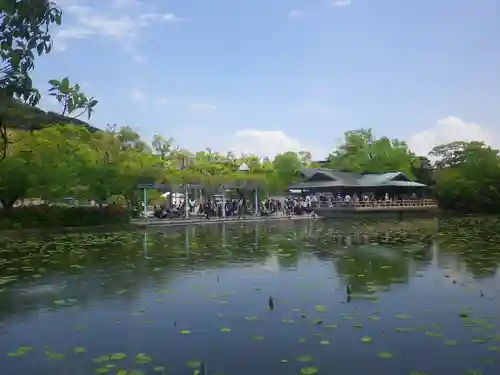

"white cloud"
[161,13,185,23]
[133,54,147,63]
[156,96,170,105]
[53,2,183,51]
[129,88,145,102]
[330,0,351,7]
[227,129,326,159]
[111,0,142,9]
[288,10,302,19]
[186,102,217,112]
[408,116,500,156]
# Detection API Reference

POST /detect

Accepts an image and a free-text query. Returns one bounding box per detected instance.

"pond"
[1,218,500,375]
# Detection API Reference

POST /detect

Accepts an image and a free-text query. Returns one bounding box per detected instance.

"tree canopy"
[0,119,498,214]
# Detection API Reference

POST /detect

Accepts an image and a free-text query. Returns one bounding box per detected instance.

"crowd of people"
[150,195,319,219]
[149,191,422,220]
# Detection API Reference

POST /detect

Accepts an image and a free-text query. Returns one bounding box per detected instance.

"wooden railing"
[311,199,438,209]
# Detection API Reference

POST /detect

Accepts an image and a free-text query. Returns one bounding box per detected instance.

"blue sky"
[34,0,500,159]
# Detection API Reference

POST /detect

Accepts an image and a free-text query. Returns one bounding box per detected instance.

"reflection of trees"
[3,217,497,322]
[436,219,500,278]
[332,245,410,293]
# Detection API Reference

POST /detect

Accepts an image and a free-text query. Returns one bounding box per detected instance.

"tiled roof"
[290,168,427,189]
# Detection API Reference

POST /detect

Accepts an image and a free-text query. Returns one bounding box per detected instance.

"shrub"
[0,205,131,230]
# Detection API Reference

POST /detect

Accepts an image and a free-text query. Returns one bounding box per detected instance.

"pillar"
[221,185,226,217]
[185,185,189,218]
[143,188,148,219]
[254,188,259,215]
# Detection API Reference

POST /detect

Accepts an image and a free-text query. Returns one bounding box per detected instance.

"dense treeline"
[324,130,500,213]
[1,124,499,215]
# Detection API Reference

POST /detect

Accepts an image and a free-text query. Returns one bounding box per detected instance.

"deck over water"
[313,199,438,217]
[0,218,499,375]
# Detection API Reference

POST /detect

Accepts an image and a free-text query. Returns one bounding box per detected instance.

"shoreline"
[131,214,322,228]
[0,215,321,235]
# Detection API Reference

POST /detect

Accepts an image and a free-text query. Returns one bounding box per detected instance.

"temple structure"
[288,168,438,216]
[289,168,428,197]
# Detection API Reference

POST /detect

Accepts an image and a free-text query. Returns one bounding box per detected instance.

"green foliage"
[1,120,499,222]
[326,128,418,178]
[1,1,95,162]
[1,0,62,104]
[0,205,130,229]
[1,99,97,131]
[431,142,500,213]
[48,77,99,119]
[322,129,500,212]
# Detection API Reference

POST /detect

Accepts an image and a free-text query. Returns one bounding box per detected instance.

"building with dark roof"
[288,168,428,198]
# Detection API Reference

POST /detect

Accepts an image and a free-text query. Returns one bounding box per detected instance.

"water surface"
[1,219,500,375]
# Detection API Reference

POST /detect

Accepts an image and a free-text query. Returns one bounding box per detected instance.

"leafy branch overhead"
[1,0,98,161]
[48,78,99,119]
[1,0,62,105]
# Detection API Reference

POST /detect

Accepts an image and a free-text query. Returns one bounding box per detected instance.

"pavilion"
[288,168,428,199]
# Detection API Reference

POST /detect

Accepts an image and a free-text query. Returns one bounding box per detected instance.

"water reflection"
[0,219,499,375]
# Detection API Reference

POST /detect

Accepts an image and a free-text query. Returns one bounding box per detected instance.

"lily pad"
[314,305,327,312]
[444,339,458,346]
[110,353,126,360]
[135,353,152,364]
[361,336,373,343]
[95,367,111,374]
[187,360,201,368]
[296,355,313,362]
[377,352,394,359]
[300,366,318,375]
[180,330,191,334]
[252,335,265,341]
[92,355,110,363]
[395,314,411,319]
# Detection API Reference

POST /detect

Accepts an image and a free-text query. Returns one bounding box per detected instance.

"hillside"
[2,100,101,132]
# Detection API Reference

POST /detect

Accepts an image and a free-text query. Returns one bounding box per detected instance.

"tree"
[152,135,174,160]
[2,119,499,216]
[1,0,62,105]
[411,156,435,186]
[432,141,500,212]
[298,151,312,166]
[327,128,418,178]
[48,77,98,119]
[1,2,95,162]
[273,152,302,175]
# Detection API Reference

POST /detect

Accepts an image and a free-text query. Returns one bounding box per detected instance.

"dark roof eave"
[288,182,428,189]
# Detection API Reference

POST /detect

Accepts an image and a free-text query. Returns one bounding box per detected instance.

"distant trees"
[320,129,500,213]
[326,128,418,178]
[430,141,500,213]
